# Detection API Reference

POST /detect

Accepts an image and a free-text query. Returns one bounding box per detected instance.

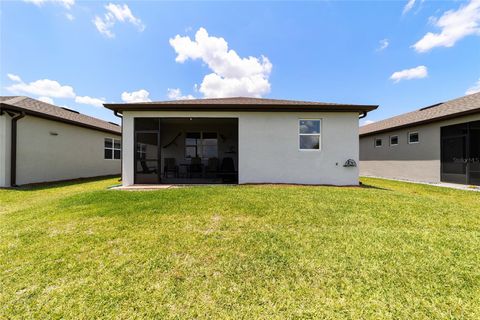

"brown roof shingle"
[0,96,121,134]
[104,96,378,113]
[359,92,480,136]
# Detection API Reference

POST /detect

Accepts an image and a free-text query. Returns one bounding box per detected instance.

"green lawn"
[1,177,479,319]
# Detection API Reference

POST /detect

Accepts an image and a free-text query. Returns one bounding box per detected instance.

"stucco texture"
[122,111,360,186]
[11,116,121,185]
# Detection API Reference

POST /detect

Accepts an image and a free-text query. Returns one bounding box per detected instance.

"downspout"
[359,111,367,119]
[113,111,123,182]
[10,111,25,187]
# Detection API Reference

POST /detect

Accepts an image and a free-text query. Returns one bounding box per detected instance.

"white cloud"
[93,15,115,38]
[121,89,152,103]
[5,73,111,109]
[169,27,272,98]
[93,3,145,38]
[466,78,480,95]
[38,96,54,104]
[412,0,480,53]
[93,14,115,38]
[200,73,270,98]
[362,120,376,126]
[24,0,75,9]
[7,73,22,82]
[65,13,74,21]
[167,88,195,100]
[376,38,389,51]
[6,78,76,98]
[105,3,144,30]
[403,0,416,15]
[390,65,428,82]
[75,95,105,108]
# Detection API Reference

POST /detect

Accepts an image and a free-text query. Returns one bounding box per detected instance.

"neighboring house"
[359,92,480,186]
[0,96,121,187]
[104,97,377,186]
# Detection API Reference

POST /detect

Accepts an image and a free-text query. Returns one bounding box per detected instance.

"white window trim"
[408,132,419,144]
[374,138,383,148]
[104,137,121,160]
[299,119,322,151]
[389,135,399,146]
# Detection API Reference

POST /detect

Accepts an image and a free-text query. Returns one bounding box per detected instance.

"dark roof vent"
[420,102,443,111]
[61,107,80,114]
[108,121,120,126]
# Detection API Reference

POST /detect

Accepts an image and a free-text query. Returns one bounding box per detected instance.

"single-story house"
[104,97,378,186]
[359,92,480,186]
[0,96,122,187]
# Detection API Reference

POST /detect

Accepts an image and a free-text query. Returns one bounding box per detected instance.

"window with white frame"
[390,135,399,146]
[374,138,383,147]
[105,138,121,159]
[299,119,321,150]
[408,132,419,144]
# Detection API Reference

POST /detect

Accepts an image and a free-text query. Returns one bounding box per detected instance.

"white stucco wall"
[9,116,121,186]
[359,113,480,183]
[0,113,12,187]
[122,111,360,186]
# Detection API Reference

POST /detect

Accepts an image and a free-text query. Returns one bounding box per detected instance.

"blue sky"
[1,0,479,124]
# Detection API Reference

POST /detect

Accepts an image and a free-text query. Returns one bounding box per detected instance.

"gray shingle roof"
[359,92,480,136]
[123,96,366,106]
[105,96,378,113]
[0,96,121,134]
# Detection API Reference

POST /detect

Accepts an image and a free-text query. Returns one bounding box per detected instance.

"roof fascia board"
[104,103,378,113]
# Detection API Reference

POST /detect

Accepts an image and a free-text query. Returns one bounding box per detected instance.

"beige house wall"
[0,113,12,187]
[122,111,360,186]
[7,116,121,186]
[360,113,480,183]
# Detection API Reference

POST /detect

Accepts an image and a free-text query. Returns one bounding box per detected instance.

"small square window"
[408,132,419,144]
[104,137,121,159]
[299,120,320,134]
[185,146,197,158]
[375,138,382,147]
[104,149,113,159]
[300,135,320,150]
[390,135,399,146]
[104,138,113,148]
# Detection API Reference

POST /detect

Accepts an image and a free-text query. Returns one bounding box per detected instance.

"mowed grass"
[1,177,479,319]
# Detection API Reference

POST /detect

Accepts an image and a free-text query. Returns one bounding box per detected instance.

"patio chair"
[139,160,157,174]
[205,157,219,178]
[188,157,203,178]
[219,157,237,183]
[163,158,179,178]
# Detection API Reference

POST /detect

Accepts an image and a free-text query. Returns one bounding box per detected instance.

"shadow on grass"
[359,183,391,191]
[7,175,121,192]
